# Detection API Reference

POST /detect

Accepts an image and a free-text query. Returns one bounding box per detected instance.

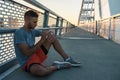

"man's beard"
[28,23,34,29]
[28,26,33,29]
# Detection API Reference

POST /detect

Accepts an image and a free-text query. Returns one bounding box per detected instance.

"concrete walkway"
[2,27,120,80]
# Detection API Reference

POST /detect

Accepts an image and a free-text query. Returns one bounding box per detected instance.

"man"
[14,10,80,76]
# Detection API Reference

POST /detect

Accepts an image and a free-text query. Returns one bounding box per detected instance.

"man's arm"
[18,30,55,57]
[18,31,48,57]
[18,40,43,57]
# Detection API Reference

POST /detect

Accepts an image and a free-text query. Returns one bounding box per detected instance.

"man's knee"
[47,33,57,43]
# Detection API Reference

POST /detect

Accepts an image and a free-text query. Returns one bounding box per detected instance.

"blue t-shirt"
[14,27,42,67]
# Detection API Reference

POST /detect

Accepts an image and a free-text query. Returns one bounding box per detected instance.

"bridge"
[0,0,120,80]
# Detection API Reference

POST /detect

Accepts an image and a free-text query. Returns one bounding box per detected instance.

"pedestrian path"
[2,27,120,80]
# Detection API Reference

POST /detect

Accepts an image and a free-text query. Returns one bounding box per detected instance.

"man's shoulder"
[14,27,26,37]
[15,27,24,33]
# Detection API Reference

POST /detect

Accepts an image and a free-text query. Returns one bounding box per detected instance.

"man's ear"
[25,17,30,23]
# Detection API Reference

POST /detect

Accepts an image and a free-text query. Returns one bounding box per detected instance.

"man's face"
[28,17,38,29]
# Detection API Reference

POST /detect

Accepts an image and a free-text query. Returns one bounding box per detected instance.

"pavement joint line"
[60,37,105,40]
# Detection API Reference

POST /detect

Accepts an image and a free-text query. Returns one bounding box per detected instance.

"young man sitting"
[14,10,81,76]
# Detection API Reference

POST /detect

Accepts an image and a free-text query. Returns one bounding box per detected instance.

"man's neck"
[23,25,31,32]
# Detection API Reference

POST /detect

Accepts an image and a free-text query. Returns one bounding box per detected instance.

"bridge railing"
[79,14,120,44]
[0,0,75,74]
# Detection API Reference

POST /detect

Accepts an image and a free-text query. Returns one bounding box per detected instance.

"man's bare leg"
[52,38,68,59]
[30,64,57,76]
[43,36,68,60]
[30,32,78,76]
[42,33,81,67]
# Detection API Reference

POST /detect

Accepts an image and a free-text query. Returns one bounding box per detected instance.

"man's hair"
[24,10,38,19]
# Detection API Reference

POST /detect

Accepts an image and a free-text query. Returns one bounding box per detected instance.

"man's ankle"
[64,56,71,61]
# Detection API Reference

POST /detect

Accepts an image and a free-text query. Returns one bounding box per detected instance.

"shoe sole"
[70,63,82,67]
[53,61,71,64]
[53,61,81,67]
[53,61,71,69]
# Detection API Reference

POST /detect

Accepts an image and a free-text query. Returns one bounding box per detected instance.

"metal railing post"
[108,18,111,40]
[43,11,49,28]
[111,17,115,41]
[66,22,68,32]
[95,20,97,34]
[55,17,59,35]
[59,19,63,36]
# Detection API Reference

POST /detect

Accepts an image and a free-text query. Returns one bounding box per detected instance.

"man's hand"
[47,31,55,43]
[40,30,55,43]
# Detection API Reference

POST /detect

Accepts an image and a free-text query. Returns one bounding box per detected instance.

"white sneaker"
[65,57,81,67]
[52,61,71,70]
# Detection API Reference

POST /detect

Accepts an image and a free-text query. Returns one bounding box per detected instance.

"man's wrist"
[39,39,44,45]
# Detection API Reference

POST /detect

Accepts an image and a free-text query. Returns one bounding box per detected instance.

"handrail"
[23,0,62,18]
[0,27,63,34]
[0,29,16,34]
[36,27,63,30]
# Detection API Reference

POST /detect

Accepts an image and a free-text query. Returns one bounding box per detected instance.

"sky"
[37,0,82,25]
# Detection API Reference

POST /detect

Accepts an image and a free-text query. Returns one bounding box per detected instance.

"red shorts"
[22,48,47,72]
